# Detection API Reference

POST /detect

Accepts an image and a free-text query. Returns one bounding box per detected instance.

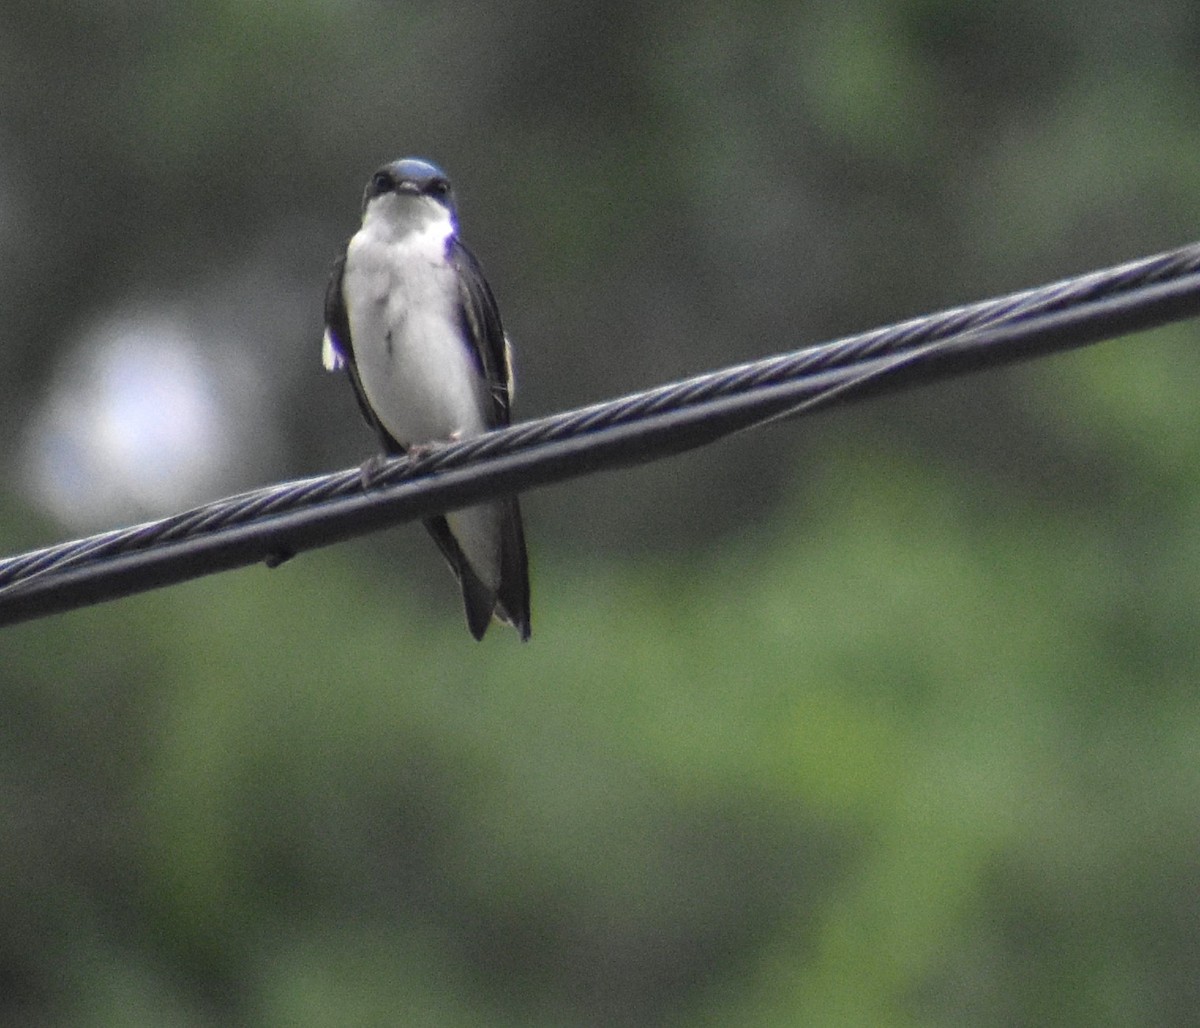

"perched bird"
[323,158,531,640]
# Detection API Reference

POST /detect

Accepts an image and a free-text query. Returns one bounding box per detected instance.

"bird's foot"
[358,452,392,489]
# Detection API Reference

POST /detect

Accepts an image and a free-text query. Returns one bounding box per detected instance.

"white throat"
[363,193,455,247]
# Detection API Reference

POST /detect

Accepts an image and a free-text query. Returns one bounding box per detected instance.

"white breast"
[343,202,488,447]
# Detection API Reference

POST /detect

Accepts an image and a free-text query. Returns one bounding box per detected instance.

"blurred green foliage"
[4,0,1200,1024]
[8,325,1200,1023]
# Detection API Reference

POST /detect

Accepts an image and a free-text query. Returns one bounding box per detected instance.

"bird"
[322,157,531,641]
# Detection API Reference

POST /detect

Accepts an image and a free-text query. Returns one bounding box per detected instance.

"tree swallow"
[322,158,531,641]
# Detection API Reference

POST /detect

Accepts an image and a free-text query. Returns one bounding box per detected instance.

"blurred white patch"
[24,315,260,529]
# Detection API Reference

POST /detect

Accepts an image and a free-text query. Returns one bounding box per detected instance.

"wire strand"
[4,239,1200,626]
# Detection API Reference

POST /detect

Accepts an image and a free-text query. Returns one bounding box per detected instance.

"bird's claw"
[358,453,391,489]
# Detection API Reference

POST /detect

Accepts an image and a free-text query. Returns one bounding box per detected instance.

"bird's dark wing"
[323,249,402,453]
[448,237,530,639]
[448,237,513,427]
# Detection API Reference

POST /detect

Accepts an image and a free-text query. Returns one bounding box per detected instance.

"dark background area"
[4,1,1200,1023]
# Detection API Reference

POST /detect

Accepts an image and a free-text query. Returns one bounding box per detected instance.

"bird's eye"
[370,171,394,196]
[427,178,451,198]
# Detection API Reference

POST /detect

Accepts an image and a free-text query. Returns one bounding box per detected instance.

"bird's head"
[360,157,457,226]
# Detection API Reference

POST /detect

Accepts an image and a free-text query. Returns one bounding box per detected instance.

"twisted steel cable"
[3,239,1200,626]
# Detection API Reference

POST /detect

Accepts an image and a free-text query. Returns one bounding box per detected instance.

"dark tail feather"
[422,516,498,641]
[495,496,531,641]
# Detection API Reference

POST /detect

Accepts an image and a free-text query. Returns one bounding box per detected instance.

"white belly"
[344,223,488,448]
